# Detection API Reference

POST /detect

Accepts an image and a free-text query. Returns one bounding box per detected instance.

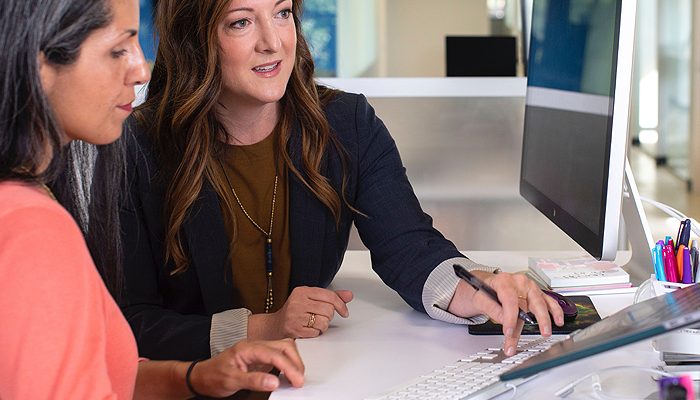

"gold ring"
[306,313,316,328]
[518,295,528,300]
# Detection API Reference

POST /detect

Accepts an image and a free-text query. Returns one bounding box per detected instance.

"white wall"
[384,0,489,77]
[337,0,379,77]
[692,1,700,192]
[335,0,490,77]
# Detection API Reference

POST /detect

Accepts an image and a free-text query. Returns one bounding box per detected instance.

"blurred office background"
[138,0,700,254]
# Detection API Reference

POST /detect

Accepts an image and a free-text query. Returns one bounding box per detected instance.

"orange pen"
[677,245,686,281]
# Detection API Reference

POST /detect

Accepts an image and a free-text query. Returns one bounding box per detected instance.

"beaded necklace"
[218,159,278,313]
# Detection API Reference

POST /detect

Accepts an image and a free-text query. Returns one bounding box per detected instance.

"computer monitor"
[519,0,533,75]
[519,0,653,277]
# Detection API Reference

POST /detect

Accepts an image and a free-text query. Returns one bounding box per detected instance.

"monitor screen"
[519,0,634,260]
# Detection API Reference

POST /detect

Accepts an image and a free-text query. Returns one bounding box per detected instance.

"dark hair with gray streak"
[0,0,127,297]
[0,0,112,182]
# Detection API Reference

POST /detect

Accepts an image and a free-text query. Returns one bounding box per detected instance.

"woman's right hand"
[189,338,304,397]
[249,286,354,339]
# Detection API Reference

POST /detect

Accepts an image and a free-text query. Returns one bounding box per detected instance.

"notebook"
[468,295,600,335]
[500,282,700,381]
[528,256,630,288]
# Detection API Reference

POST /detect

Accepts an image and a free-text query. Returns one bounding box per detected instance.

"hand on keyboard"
[367,336,565,400]
[449,270,565,356]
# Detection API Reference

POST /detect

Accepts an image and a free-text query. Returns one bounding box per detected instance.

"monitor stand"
[619,159,654,285]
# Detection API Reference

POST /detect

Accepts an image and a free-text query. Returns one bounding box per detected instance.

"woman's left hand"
[447,270,564,356]
[189,338,304,397]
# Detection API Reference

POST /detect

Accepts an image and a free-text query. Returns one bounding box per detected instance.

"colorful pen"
[682,247,693,284]
[663,244,679,283]
[651,246,659,280]
[659,376,696,400]
[654,241,666,281]
[677,244,686,281]
[675,220,685,252]
[665,236,672,246]
[679,219,692,248]
[453,264,536,325]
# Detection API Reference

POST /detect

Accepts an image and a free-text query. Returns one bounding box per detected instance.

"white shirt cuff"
[422,257,500,325]
[210,308,252,357]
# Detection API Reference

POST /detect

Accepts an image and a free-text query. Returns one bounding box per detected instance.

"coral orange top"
[0,182,137,399]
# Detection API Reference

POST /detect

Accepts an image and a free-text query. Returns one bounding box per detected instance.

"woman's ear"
[38,52,57,94]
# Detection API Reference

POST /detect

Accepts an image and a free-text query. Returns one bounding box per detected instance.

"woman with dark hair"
[122,0,564,366]
[0,0,303,398]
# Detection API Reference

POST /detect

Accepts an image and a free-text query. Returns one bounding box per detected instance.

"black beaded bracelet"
[185,358,205,398]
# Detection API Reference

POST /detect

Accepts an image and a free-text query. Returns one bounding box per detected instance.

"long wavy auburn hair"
[135,0,351,275]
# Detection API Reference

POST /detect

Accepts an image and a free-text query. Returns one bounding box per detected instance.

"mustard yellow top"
[214,133,291,314]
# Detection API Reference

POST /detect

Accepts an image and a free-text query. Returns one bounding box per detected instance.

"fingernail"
[505,328,514,338]
[506,346,515,356]
[263,376,279,390]
[543,325,551,335]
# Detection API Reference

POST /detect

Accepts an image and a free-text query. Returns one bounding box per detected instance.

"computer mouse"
[542,290,578,322]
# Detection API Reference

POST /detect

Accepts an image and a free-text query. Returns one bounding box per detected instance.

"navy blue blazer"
[120,91,463,360]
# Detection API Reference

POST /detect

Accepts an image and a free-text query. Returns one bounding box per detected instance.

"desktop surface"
[271,250,659,400]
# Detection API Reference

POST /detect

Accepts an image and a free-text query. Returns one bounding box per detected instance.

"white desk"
[271,251,661,400]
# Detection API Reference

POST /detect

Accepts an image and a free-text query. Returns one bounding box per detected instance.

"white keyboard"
[366,336,566,400]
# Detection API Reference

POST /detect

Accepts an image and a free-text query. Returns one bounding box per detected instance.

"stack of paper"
[528,256,633,294]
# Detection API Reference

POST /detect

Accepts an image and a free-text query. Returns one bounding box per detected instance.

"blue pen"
[651,246,661,281]
[682,247,693,284]
[665,236,672,246]
[654,241,666,281]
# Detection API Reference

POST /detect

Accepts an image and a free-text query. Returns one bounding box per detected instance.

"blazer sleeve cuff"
[210,308,252,357]
[422,257,500,325]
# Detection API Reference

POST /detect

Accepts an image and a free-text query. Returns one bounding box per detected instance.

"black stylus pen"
[453,264,536,325]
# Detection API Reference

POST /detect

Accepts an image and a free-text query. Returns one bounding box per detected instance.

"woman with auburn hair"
[122,0,564,367]
[0,0,303,398]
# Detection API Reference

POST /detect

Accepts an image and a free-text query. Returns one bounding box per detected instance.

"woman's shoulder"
[320,88,368,115]
[0,182,70,222]
[0,182,88,264]
[318,88,376,133]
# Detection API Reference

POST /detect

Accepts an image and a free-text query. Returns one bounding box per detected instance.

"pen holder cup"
[650,275,695,296]
[634,275,694,303]
[646,275,700,356]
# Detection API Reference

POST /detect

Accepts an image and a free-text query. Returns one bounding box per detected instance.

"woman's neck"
[216,100,280,146]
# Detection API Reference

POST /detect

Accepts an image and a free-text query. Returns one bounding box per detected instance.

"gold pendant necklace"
[41,183,57,201]
[14,167,56,201]
[218,159,278,313]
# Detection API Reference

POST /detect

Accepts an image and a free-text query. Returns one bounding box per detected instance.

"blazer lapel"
[183,181,234,313]
[288,126,327,288]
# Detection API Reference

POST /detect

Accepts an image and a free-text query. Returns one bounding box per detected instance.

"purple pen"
[682,247,693,284]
